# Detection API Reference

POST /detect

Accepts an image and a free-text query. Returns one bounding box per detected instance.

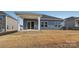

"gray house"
[64,17,79,29]
[16,13,64,30]
[0,11,66,32]
[0,11,18,33]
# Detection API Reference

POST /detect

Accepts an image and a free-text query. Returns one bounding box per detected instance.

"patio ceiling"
[16,13,42,19]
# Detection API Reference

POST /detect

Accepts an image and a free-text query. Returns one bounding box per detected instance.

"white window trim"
[44,21,48,28]
[41,21,48,28]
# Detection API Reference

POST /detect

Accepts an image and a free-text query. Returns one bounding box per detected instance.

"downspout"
[5,16,7,32]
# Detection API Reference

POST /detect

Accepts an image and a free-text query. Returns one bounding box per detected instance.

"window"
[45,22,48,27]
[41,22,44,27]
[41,22,48,27]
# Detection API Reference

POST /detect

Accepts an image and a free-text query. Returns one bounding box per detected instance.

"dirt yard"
[0,30,79,48]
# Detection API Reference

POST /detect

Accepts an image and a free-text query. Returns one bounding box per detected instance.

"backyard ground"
[0,30,79,48]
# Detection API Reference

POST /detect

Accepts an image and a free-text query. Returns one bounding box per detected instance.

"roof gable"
[65,16,79,20]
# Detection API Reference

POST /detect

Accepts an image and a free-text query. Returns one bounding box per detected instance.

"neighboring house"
[0,11,18,33]
[0,11,68,32]
[16,13,64,30]
[64,17,79,29]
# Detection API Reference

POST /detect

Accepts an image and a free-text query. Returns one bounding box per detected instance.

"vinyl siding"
[23,19,63,30]
[40,20,63,30]
[6,16,18,32]
[0,11,6,32]
[65,19,75,28]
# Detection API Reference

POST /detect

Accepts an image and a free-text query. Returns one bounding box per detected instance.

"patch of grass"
[0,30,79,48]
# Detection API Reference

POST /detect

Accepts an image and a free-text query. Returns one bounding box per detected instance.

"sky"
[31,11,79,18]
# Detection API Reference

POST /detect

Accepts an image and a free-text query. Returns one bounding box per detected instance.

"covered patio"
[16,13,42,30]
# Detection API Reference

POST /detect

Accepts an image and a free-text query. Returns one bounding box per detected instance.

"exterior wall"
[2,16,6,32]
[40,20,63,30]
[23,19,64,30]
[6,16,18,32]
[65,19,75,29]
[0,12,6,32]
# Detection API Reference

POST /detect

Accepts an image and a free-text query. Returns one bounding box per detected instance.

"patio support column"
[17,17,20,31]
[38,17,41,30]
